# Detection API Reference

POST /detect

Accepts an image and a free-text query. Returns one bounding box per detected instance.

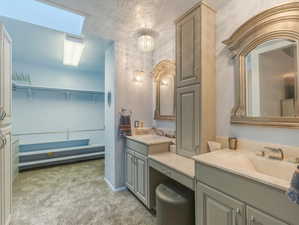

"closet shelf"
[12,82,105,95]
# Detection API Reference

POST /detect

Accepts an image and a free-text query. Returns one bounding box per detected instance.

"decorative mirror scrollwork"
[153,60,176,121]
[223,2,299,128]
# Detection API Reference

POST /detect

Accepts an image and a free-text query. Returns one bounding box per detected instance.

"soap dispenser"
[287,165,299,204]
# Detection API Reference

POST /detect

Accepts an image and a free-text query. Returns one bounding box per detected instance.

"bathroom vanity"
[125,135,173,207]
[194,150,299,225]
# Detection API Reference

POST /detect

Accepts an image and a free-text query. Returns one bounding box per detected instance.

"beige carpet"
[11,160,156,225]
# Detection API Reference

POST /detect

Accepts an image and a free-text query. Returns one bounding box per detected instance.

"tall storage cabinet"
[175,2,216,157]
[0,24,12,225]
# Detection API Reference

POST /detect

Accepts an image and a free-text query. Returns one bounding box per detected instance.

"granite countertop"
[126,135,174,146]
[193,149,296,191]
[149,151,195,178]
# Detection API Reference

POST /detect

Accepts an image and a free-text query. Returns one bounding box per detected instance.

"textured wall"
[151,0,299,146]
[214,0,299,146]
[105,40,154,189]
[152,27,176,131]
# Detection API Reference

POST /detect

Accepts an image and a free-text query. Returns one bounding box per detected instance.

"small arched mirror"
[223,2,299,127]
[153,60,176,121]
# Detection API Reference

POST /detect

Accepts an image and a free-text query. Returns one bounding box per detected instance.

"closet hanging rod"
[13,128,105,136]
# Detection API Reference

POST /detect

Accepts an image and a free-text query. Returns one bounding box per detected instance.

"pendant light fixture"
[136,28,157,52]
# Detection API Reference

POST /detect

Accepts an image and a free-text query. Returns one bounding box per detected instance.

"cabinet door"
[247,206,289,225]
[176,7,201,87]
[125,149,135,192]
[176,85,201,157]
[0,131,11,225]
[134,152,148,205]
[0,26,12,127]
[197,182,246,225]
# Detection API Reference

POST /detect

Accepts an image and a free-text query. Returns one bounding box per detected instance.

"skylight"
[0,0,85,36]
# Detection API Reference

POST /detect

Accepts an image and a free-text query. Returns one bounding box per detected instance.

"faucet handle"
[264,146,284,161]
[256,150,266,157]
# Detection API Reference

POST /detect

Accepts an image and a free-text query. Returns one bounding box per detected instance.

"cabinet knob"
[0,135,6,148]
[233,208,241,225]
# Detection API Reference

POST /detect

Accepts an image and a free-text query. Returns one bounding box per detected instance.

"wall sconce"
[161,79,169,87]
[133,70,145,84]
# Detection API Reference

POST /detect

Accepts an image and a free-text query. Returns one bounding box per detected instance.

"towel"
[287,165,299,204]
[119,115,132,137]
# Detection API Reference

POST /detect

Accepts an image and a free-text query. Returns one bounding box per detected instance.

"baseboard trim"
[104,177,127,192]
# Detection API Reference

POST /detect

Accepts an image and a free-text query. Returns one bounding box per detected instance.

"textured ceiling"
[39,0,224,40]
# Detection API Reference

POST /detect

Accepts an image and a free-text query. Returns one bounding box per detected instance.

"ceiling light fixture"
[63,35,85,66]
[136,28,157,52]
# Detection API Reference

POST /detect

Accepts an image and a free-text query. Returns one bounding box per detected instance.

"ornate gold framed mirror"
[153,60,176,121]
[223,2,299,128]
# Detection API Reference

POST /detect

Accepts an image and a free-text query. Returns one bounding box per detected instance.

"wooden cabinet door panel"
[125,150,135,192]
[176,8,201,87]
[247,206,289,225]
[176,85,200,157]
[197,182,246,225]
[134,152,147,204]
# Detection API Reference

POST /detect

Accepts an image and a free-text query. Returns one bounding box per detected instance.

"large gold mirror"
[223,2,299,128]
[153,60,176,121]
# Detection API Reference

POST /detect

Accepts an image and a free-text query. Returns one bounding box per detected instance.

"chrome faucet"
[264,147,284,161]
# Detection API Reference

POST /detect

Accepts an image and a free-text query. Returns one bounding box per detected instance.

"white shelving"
[12,82,104,95]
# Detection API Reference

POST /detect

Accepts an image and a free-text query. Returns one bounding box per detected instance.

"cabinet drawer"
[149,159,194,190]
[126,139,148,155]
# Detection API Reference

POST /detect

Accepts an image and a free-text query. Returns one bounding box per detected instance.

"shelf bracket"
[65,91,71,101]
[27,88,33,100]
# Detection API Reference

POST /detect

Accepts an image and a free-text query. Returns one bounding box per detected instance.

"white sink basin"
[194,150,297,190]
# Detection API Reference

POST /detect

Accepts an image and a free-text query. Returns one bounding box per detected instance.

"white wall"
[105,40,154,189]
[12,61,105,145]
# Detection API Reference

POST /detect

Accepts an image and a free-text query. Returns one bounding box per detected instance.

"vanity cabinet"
[197,182,289,225]
[197,182,245,225]
[125,149,148,204]
[175,2,216,157]
[195,162,295,225]
[125,137,171,207]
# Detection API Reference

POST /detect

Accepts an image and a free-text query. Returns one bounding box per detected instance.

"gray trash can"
[156,183,194,225]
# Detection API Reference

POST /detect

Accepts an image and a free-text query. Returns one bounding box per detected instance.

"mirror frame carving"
[153,60,176,121]
[223,2,299,128]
